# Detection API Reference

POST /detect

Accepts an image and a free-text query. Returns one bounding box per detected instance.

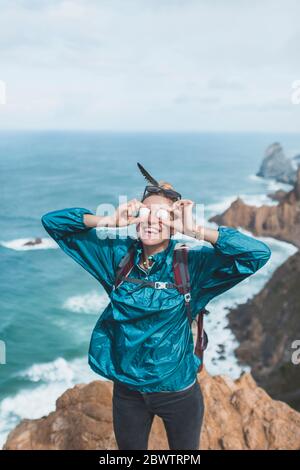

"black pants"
[112,379,205,450]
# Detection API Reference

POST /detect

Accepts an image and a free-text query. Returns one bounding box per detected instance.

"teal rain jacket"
[41,207,272,393]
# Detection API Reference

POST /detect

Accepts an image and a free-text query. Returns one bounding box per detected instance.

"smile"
[143,227,161,235]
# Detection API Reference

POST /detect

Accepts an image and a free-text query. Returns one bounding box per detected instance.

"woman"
[41,165,271,450]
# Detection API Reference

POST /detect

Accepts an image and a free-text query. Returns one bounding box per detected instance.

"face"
[136,194,174,246]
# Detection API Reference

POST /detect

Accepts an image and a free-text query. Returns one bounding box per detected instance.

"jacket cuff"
[214,225,240,254]
[79,208,94,228]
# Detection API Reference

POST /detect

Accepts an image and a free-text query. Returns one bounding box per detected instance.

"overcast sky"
[0,0,300,131]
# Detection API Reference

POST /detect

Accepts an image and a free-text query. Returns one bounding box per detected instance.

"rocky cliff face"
[210,165,300,411]
[228,250,300,411]
[257,142,298,185]
[3,369,300,450]
[209,166,300,249]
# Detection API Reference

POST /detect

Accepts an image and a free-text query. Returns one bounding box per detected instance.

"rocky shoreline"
[209,164,300,411]
[209,166,300,248]
[4,368,300,450]
[227,250,300,410]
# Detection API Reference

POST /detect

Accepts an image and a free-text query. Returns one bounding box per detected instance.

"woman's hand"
[113,199,147,227]
[161,199,199,237]
[83,200,147,228]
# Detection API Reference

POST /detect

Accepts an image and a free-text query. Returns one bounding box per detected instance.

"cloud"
[0,0,300,131]
[173,94,220,106]
[207,78,245,91]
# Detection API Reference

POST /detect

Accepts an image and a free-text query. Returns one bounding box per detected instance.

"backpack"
[112,240,209,373]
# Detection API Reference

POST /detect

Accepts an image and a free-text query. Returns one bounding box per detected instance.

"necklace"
[141,254,154,270]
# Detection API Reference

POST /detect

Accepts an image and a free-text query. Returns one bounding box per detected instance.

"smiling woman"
[41,163,271,450]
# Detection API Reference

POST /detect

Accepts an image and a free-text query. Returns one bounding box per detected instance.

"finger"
[164,207,176,219]
[160,217,175,229]
[183,201,194,213]
[165,206,176,213]
[130,200,145,216]
[131,199,145,210]
[128,201,139,217]
[172,200,181,209]
[128,198,138,205]
[178,200,193,208]
[173,205,184,217]
[128,215,145,225]
[163,207,178,222]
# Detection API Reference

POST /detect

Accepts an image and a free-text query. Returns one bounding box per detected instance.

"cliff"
[3,368,300,450]
[228,250,300,410]
[256,142,297,185]
[209,165,300,411]
[209,166,300,249]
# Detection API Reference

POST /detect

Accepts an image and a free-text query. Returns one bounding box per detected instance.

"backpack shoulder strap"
[173,243,192,324]
[113,240,137,290]
[173,243,191,294]
[173,242,209,373]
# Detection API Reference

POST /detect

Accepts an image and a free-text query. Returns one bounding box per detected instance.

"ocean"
[0,131,299,446]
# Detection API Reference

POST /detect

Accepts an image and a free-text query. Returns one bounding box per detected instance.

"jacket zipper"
[136,262,155,279]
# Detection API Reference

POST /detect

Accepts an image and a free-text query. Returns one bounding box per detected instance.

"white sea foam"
[62,291,109,314]
[0,237,57,251]
[0,357,107,448]
[205,173,296,217]
[204,233,297,378]
[248,173,293,192]
[240,193,278,206]
[18,357,98,385]
[205,196,238,214]
[205,193,277,214]
[248,174,262,182]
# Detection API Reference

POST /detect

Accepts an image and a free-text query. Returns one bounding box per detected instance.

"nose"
[140,208,161,229]
[149,210,156,221]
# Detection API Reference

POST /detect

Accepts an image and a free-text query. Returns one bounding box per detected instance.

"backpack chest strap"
[114,276,177,290]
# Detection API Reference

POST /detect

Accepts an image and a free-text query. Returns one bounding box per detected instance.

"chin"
[139,237,167,246]
[138,229,170,246]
